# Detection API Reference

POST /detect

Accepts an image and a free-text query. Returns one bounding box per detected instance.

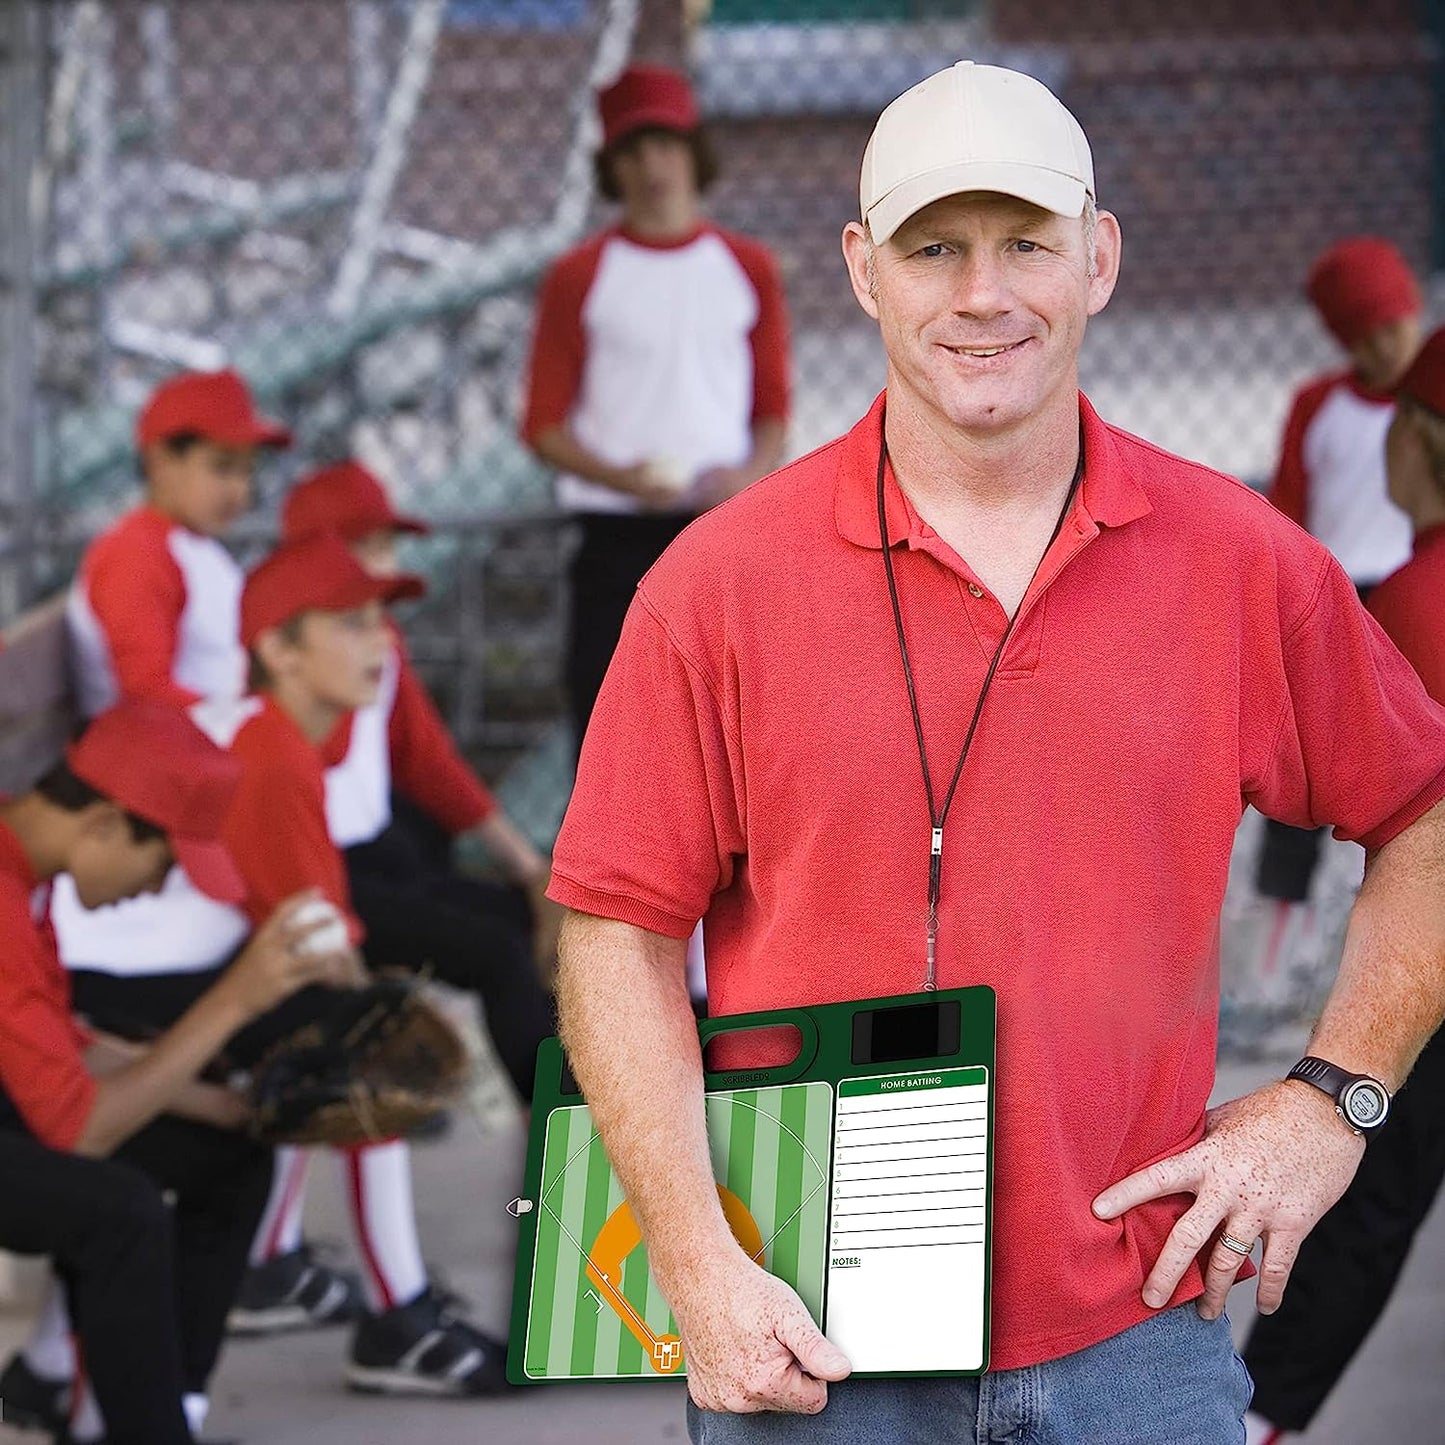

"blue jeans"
[687,1305,1253,1444]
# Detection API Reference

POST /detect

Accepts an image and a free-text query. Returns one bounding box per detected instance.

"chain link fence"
[4,0,1443,852]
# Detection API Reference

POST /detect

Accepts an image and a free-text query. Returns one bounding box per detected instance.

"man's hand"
[219,892,365,1020]
[667,1251,851,1415]
[1092,1081,1365,1321]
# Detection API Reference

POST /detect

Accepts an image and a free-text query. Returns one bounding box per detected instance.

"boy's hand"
[220,891,365,1019]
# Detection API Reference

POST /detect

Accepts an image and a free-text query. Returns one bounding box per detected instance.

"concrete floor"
[2,1055,1441,1443]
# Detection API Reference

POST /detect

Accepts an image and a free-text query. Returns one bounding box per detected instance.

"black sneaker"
[0,1353,69,1433]
[228,1244,362,1335]
[345,1286,509,1397]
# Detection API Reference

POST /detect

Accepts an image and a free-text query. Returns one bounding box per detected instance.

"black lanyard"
[876,434,1083,990]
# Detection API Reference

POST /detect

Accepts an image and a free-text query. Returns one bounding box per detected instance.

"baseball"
[291,897,349,957]
[640,455,690,494]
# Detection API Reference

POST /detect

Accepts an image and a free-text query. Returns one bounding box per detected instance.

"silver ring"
[1219,1231,1254,1258]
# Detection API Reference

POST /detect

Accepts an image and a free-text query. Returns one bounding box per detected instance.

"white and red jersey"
[1268,371,1412,585]
[522,223,791,514]
[323,623,497,848]
[52,695,361,976]
[67,504,246,717]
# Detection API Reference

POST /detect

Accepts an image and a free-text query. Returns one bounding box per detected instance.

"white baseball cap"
[860,61,1095,244]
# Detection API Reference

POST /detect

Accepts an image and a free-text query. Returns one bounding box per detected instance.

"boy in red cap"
[1243,326,1445,1445]
[67,368,290,717]
[1253,237,1424,907]
[228,534,511,1396]
[0,700,350,1445]
[522,63,792,757]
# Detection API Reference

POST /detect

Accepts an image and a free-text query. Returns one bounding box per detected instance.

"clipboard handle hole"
[702,1024,803,1075]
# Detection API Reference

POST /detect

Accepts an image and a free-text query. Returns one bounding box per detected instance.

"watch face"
[1342,1079,1389,1131]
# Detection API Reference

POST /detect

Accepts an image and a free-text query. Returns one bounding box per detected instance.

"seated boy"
[282,459,557,1085]
[36,536,509,1401]
[0,701,349,1445]
[67,367,290,715]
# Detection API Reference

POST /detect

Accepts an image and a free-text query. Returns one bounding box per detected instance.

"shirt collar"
[835,391,1153,550]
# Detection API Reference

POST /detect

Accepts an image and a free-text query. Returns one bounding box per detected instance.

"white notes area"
[824,1067,990,1373]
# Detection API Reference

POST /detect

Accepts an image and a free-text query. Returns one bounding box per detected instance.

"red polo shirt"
[0,822,96,1150]
[1368,523,1445,701]
[550,392,1445,1370]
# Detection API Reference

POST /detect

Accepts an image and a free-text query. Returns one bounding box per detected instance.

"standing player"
[521,63,792,756]
[1253,238,1423,907]
[1243,329,1445,1443]
[0,701,351,1445]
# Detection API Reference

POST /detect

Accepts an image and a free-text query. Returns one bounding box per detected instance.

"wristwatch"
[1285,1056,1392,1137]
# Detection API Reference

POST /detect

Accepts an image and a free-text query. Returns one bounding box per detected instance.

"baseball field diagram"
[520,1080,833,1380]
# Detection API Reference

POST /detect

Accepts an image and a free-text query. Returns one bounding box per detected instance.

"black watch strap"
[1287,1056,1352,1095]
[1286,1055,1391,1135]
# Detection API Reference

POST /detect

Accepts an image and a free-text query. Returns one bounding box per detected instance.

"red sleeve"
[1244,548,1445,850]
[719,231,792,424]
[0,894,97,1150]
[1369,562,1445,704]
[225,733,363,942]
[549,591,744,938]
[1266,374,1340,527]
[82,523,201,708]
[521,235,608,444]
[387,633,496,834]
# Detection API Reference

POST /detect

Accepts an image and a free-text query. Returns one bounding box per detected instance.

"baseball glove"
[247,977,471,1145]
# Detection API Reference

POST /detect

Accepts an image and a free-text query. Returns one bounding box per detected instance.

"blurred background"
[2,0,1442,827]
[1,5,1444,1440]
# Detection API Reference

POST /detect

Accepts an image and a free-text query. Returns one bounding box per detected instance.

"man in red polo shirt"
[0,701,349,1444]
[547,62,1445,1441]
[1242,329,1445,1443]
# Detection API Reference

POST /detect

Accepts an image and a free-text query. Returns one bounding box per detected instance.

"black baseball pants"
[566,511,693,759]
[0,1115,272,1444]
[345,814,555,1102]
[1243,1019,1445,1429]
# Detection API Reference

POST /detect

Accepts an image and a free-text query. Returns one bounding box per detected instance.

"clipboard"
[506,986,995,1383]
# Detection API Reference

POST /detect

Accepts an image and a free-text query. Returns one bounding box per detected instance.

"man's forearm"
[557,912,738,1286]
[1306,799,1445,1090]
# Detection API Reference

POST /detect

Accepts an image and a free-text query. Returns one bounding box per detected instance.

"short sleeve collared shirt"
[551,392,1445,1370]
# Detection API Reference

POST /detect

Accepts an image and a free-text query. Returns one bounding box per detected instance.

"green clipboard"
[506,986,996,1384]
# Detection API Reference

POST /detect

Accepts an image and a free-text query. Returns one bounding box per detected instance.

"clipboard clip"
[506,1197,535,1218]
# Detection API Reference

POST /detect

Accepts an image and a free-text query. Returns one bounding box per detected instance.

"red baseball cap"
[1306,238,1421,349]
[599,65,699,149]
[1397,325,1445,419]
[67,700,247,904]
[241,533,425,647]
[281,460,429,545]
[136,369,292,450]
